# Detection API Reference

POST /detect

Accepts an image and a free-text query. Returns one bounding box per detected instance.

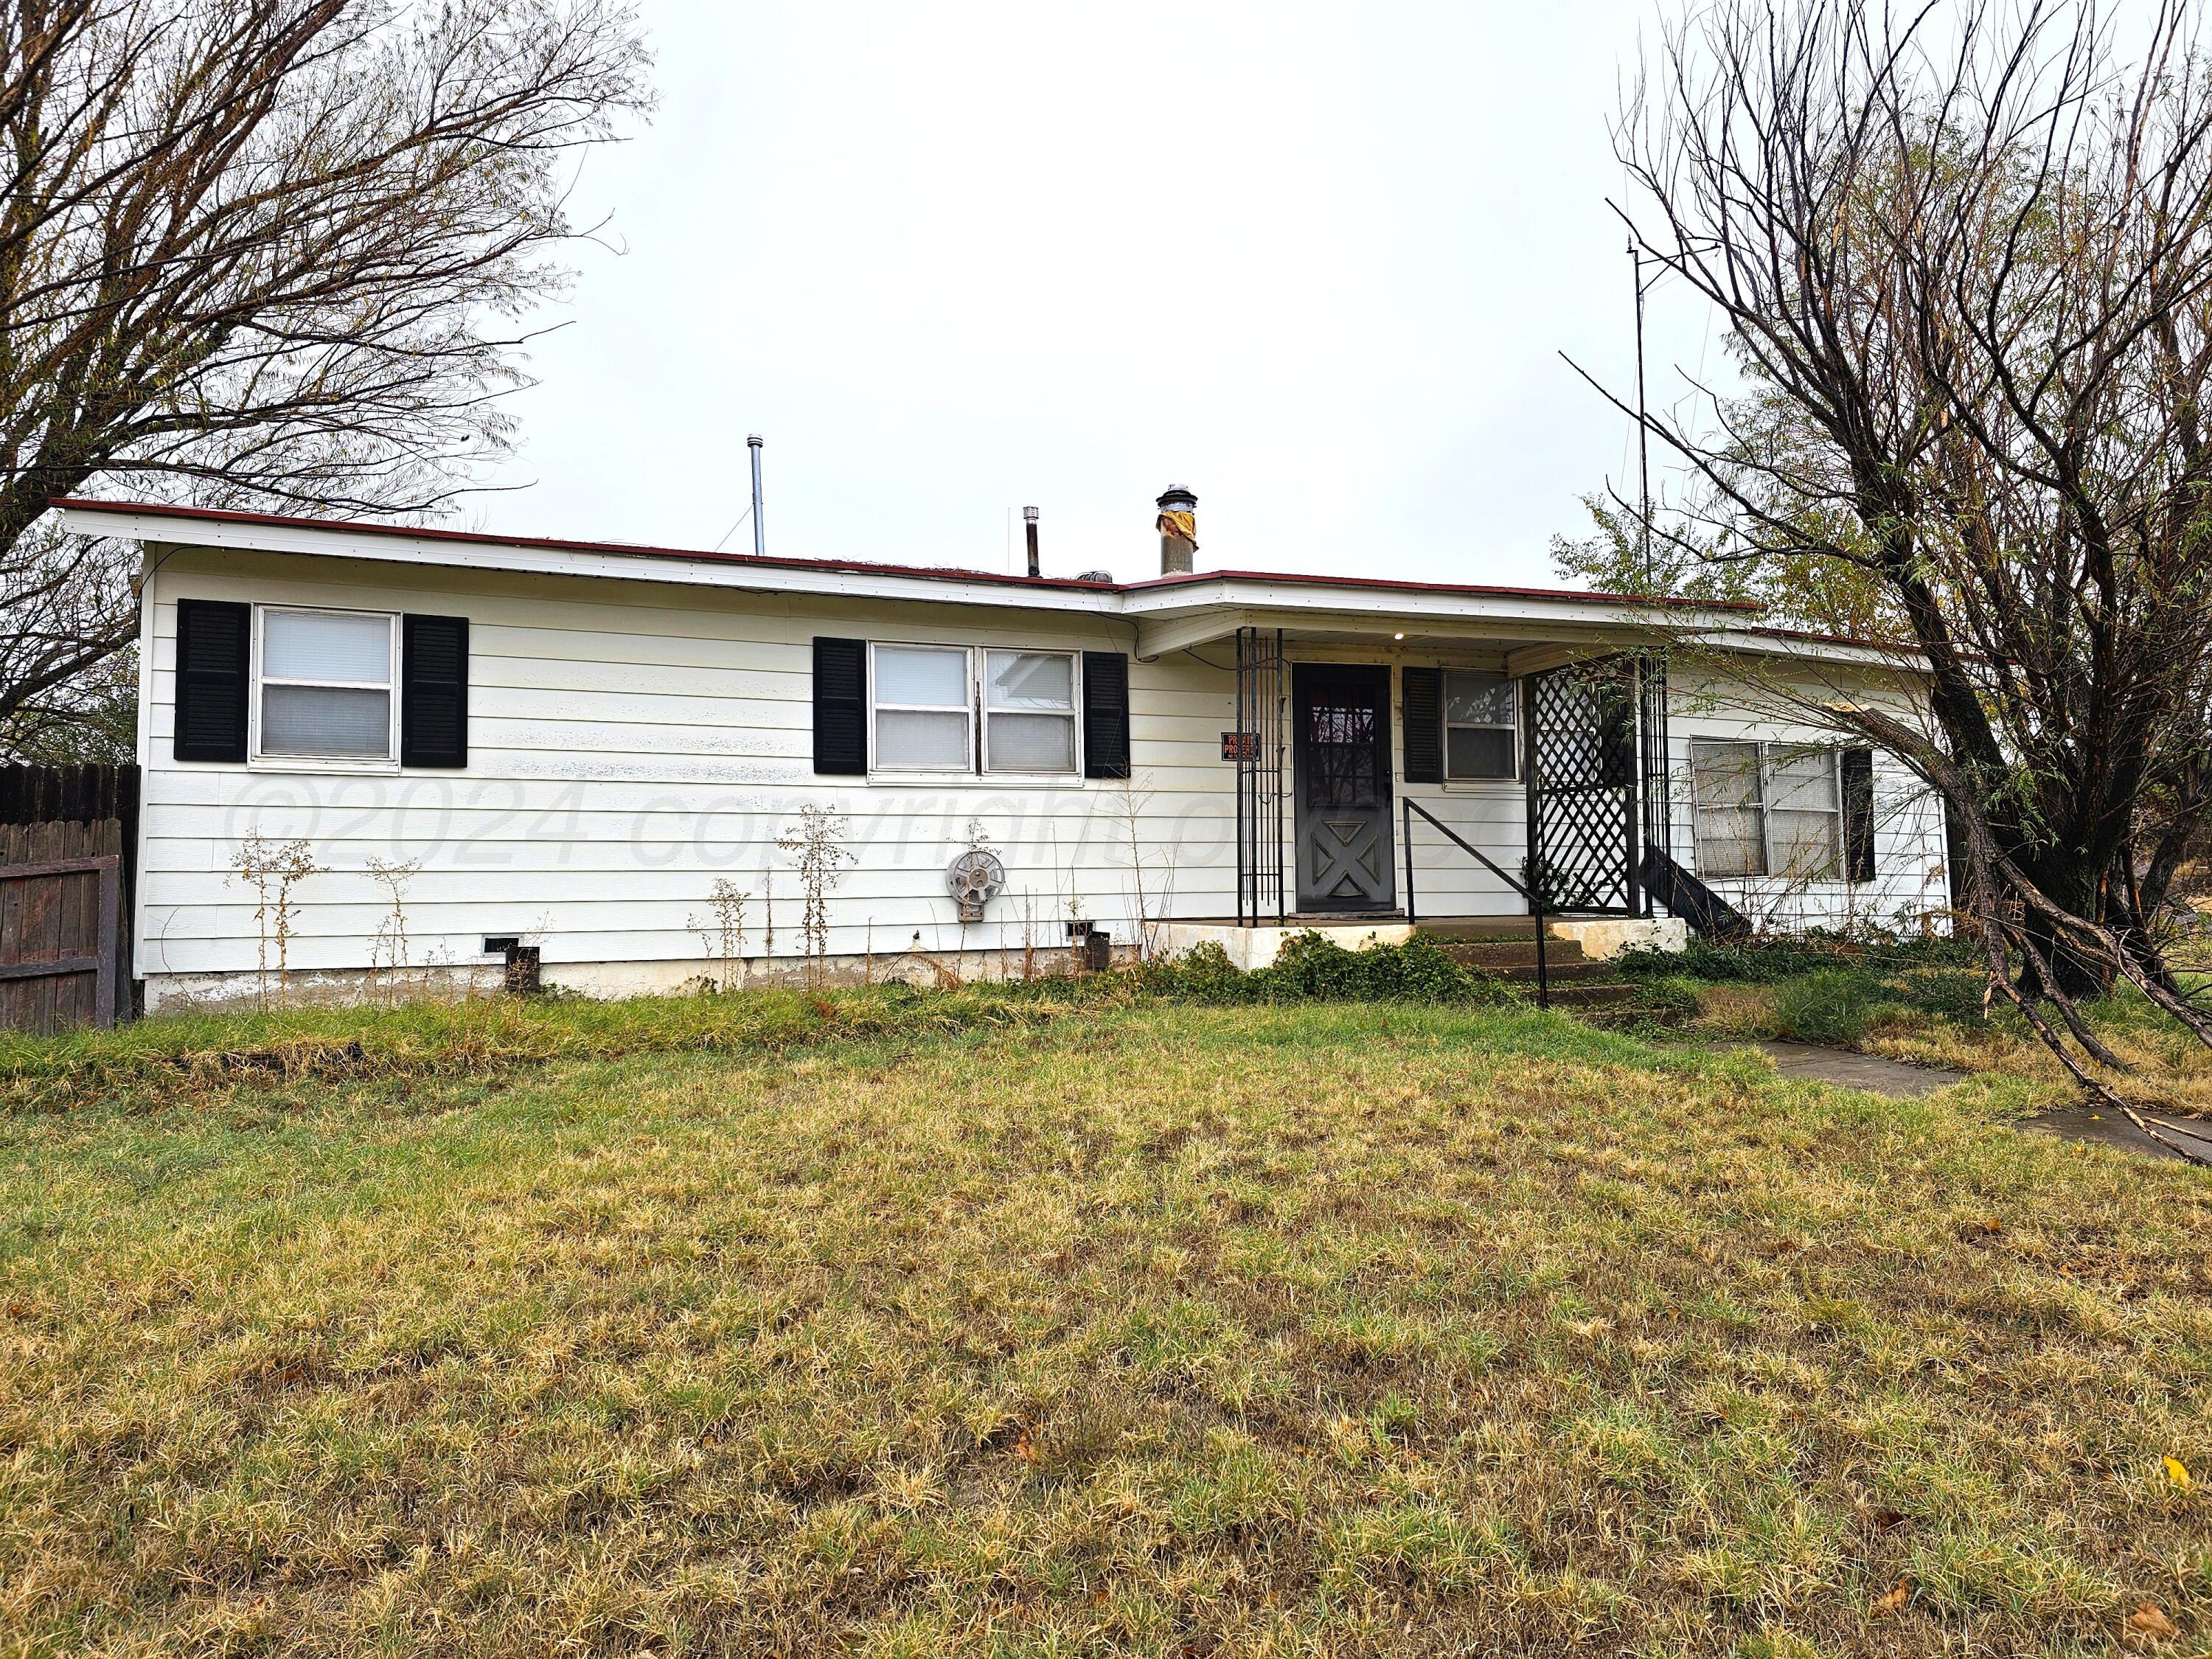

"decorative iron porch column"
[1233,627,1287,926]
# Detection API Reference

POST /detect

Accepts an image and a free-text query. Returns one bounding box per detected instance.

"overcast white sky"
[486,1,1716,588]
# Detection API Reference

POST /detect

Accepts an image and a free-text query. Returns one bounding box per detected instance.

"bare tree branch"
[1607,0,2212,1096]
[0,0,652,751]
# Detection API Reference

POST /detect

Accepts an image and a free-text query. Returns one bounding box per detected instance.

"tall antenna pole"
[1632,239,1652,591]
[747,434,765,559]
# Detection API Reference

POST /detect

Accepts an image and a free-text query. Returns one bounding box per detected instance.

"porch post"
[1273,628,1286,927]
[1235,627,1248,928]
[1521,669,1542,920]
[1231,627,1290,928]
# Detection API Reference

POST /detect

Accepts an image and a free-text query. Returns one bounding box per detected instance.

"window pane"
[264,610,390,684]
[1446,725,1515,779]
[875,645,967,707]
[875,708,970,768]
[987,651,1073,709]
[1444,671,1515,727]
[1771,810,1841,880]
[986,711,1075,772]
[1767,748,1839,813]
[1691,741,1762,810]
[1695,808,1767,877]
[262,685,391,758]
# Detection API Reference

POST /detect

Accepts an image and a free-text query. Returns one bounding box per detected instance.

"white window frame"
[867,641,975,776]
[866,642,1084,784]
[248,603,400,773]
[1689,740,1844,883]
[1441,669,1520,783]
[981,648,1080,776]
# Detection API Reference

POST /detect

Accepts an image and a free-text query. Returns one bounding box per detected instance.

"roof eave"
[53,498,1913,669]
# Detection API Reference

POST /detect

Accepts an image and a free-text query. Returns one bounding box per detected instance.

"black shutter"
[400,614,470,768]
[174,598,250,763]
[1402,667,1444,784]
[813,637,868,774]
[1082,651,1130,779]
[1843,746,1876,883]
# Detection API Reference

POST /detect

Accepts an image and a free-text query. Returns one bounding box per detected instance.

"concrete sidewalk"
[1753,1039,2212,1164]
[1756,1040,1964,1098]
[2017,1102,2212,1164]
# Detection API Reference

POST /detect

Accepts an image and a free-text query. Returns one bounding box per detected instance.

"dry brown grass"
[1,995,2208,1655]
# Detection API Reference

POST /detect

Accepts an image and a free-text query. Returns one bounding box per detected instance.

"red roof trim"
[48,495,1759,613]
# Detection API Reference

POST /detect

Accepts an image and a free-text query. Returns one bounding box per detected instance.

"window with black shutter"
[1082,651,1130,779]
[1401,667,1443,784]
[813,637,869,773]
[174,598,251,763]
[1842,746,1877,883]
[255,606,398,762]
[400,614,470,769]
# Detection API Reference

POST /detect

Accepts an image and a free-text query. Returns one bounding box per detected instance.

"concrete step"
[1416,925,1639,1012]
[1526,981,1640,1009]
[1410,917,1548,941]
[1486,958,1618,984]
[1405,916,1538,936]
[1434,938,1590,969]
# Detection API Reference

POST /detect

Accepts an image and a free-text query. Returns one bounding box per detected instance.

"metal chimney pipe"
[1156,487,1197,575]
[1023,506,1040,578]
[747,434,765,559]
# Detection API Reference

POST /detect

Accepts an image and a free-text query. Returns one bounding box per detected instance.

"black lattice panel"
[1529,664,1638,913]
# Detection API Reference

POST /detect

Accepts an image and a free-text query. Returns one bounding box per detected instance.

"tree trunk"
[2014,850,2115,1000]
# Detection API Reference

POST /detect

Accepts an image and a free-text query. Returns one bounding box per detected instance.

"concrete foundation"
[1153,914,1691,971]
[1547,916,1691,960]
[137,919,1689,1013]
[139,942,1136,1013]
[1154,920,1414,972]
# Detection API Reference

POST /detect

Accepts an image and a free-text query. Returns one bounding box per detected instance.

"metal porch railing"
[1402,799,1549,1009]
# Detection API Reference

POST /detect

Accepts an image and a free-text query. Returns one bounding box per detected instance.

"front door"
[1293,664,1397,912]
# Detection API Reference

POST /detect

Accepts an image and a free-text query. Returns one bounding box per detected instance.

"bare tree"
[1613,0,2212,1092]
[0,0,651,749]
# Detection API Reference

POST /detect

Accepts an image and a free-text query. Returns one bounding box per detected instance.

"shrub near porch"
[1,991,2208,1655]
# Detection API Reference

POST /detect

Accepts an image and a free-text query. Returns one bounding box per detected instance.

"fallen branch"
[2123,1108,2212,1167]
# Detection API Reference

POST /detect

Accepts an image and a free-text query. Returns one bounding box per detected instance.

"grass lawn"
[2,987,2209,1655]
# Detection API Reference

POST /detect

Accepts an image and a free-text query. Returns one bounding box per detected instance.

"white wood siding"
[139,549,1245,989]
[1664,669,1951,931]
[136,547,1947,1001]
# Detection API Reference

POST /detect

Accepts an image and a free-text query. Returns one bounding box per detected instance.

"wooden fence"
[1,765,139,1032]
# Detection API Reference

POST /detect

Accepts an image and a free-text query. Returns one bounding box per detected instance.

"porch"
[1152,615,1684,939]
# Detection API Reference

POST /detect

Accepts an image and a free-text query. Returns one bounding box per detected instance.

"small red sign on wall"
[1220,731,1259,762]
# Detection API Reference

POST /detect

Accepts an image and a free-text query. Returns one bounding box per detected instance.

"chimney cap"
[1155,486,1197,512]
[1022,504,1038,522]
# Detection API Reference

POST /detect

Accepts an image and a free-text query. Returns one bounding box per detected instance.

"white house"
[56,490,1952,1010]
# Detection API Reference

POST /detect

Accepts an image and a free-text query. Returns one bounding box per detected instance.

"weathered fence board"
[0,763,138,827]
[0,844,120,1032]
[0,765,139,1032]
